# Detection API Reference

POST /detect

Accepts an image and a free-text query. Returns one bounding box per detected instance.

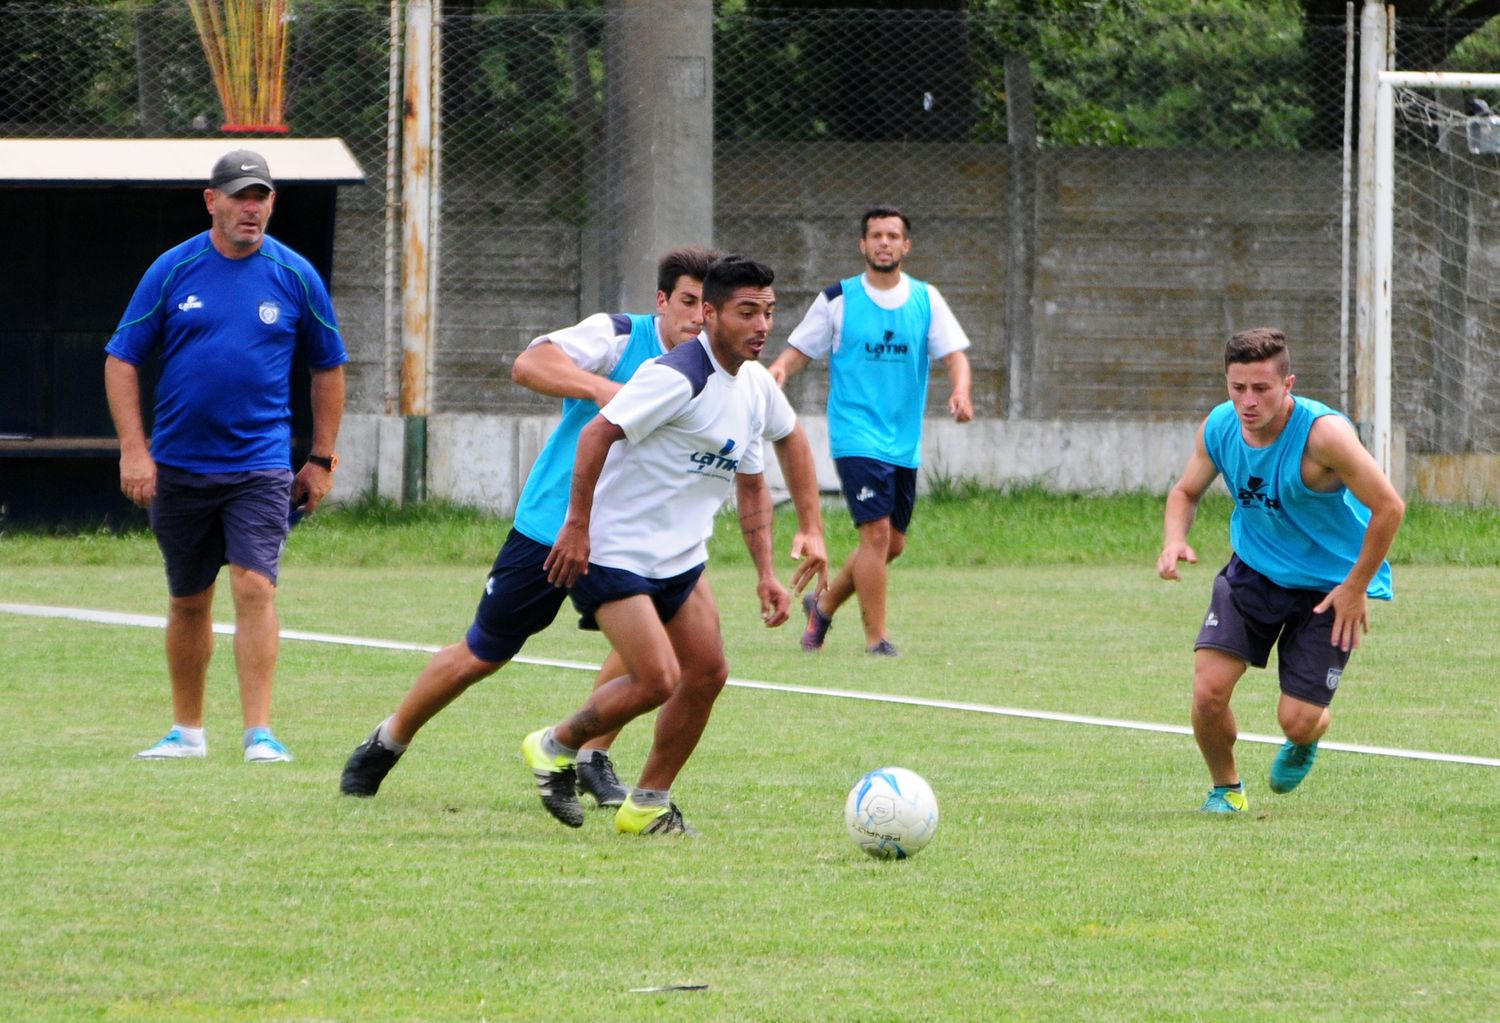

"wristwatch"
[308,453,339,472]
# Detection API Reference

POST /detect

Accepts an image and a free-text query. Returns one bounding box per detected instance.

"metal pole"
[1353,0,1384,441]
[400,0,435,502]
[383,0,401,416]
[427,2,442,402]
[1338,2,1354,411]
[1372,77,1394,477]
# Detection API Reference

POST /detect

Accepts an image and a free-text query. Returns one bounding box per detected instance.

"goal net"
[1379,72,1500,499]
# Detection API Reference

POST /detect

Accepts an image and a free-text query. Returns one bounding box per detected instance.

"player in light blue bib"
[770,206,973,656]
[1158,328,1405,813]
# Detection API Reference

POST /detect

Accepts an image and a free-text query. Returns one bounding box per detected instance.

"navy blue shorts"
[149,465,293,597]
[1195,555,1352,707]
[569,562,705,632]
[834,456,917,532]
[464,529,571,663]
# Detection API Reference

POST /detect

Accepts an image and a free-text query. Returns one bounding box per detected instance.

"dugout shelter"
[0,137,364,525]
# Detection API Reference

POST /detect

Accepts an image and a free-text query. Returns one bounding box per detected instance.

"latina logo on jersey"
[258,301,281,325]
[1236,475,1282,511]
[864,329,909,360]
[689,439,740,478]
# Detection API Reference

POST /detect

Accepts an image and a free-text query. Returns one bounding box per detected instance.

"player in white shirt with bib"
[771,206,973,656]
[340,248,728,805]
[521,255,828,836]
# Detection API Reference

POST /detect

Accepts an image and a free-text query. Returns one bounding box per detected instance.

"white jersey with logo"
[786,272,969,363]
[590,338,797,578]
[786,272,969,466]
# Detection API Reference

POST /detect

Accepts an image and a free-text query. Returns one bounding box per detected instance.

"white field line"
[5,601,1497,769]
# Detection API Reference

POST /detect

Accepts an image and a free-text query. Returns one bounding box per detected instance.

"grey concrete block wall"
[328,144,1500,510]
[329,145,1353,428]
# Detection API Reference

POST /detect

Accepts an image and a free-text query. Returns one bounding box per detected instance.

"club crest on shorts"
[1325,666,1342,691]
[258,301,281,325]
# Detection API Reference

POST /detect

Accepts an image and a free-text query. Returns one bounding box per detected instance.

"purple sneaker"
[800,593,833,651]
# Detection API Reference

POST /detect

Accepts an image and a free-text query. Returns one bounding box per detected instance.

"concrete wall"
[322,144,1484,510]
[331,145,1353,426]
[336,411,1201,515]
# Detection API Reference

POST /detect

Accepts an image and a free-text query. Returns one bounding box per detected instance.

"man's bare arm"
[513,340,620,406]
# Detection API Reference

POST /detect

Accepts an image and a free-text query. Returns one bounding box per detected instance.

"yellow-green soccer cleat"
[615,796,696,836]
[520,729,583,828]
[1201,784,1248,814]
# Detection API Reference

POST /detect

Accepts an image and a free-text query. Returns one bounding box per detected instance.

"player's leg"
[859,466,915,656]
[629,580,727,791]
[340,530,556,796]
[388,643,505,744]
[849,516,896,650]
[522,592,677,828]
[576,648,630,807]
[556,596,679,747]
[1191,647,1248,788]
[1277,695,1331,746]
[220,471,299,762]
[1191,557,1274,812]
[1267,595,1347,794]
[803,457,901,652]
[228,564,286,761]
[137,468,227,759]
[160,585,216,736]
[615,576,724,836]
[1270,694,1331,794]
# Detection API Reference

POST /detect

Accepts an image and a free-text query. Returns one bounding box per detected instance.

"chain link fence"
[5,3,1500,483]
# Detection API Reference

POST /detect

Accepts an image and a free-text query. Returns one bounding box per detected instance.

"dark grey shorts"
[149,465,293,597]
[1195,555,1351,707]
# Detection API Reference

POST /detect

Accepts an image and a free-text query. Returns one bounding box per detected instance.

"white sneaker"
[136,728,206,759]
[244,728,293,763]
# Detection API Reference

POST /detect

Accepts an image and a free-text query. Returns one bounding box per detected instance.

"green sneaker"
[520,729,583,828]
[1269,740,1319,794]
[1201,784,1248,814]
[615,796,697,836]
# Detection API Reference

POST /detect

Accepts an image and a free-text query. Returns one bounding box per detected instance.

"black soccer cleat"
[520,729,584,828]
[576,752,628,808]
[340,729,404,797]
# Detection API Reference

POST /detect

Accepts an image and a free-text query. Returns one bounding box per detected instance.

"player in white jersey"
[340,248,734,803]
[770,205,972,656]
[520,255,829,835]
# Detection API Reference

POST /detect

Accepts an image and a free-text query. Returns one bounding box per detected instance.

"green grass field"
[2,493,1497,1021]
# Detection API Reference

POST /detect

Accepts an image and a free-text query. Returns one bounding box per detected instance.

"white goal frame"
[1371,69,1500,476]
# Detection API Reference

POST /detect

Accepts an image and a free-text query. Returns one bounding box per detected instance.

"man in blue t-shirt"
[105,149,349,765]
[770,206,972,657]
[1157,327,1405,813]
[338,246,813,805]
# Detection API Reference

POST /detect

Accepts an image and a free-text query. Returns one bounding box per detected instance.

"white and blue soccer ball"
[844,767,938,860]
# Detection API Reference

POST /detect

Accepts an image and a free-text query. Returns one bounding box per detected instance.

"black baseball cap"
[209,149,275,194]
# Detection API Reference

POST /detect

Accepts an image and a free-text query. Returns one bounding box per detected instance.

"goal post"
[1371,69,1500,490]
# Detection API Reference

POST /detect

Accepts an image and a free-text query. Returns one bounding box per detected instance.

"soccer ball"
[844,767,938,860]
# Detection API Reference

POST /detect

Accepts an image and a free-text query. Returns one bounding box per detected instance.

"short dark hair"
[861,205,911,237]
[703,254,775,308]
[657,245,720,297]
[1225,327,1291,376]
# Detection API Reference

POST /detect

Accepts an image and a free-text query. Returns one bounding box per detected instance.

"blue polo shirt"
[106,231,348,473]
